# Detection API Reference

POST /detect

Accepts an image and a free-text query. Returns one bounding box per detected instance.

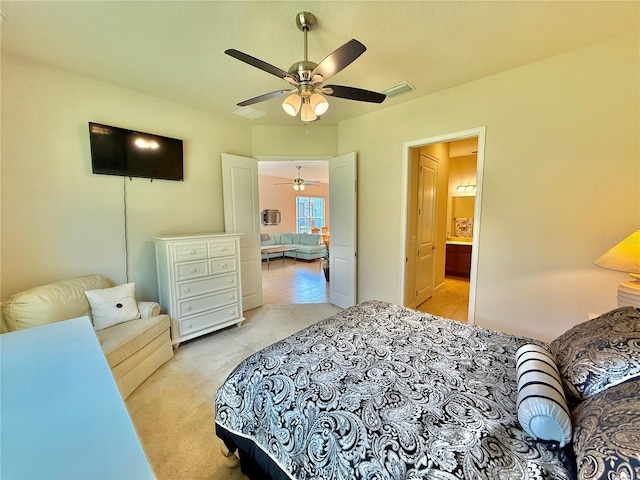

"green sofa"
[261,233,327,261]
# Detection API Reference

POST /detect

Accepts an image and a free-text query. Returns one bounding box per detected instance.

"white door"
[221,154,263,310]
[329,152,357,308]
[414,154,437,305]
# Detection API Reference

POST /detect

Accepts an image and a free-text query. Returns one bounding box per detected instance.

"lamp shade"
[310,93,329,116]
[300,100,317,122]
[282,94,301,116]
[594,230,640,276]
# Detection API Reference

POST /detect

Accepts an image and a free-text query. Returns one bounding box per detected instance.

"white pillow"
[516,344,572,447]
[84,283,140,330]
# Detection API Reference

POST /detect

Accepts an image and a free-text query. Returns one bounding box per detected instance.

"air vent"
[233,106,267,120]
[382,81,415,98]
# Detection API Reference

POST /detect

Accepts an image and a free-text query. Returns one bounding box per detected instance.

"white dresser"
[154,233,244,345]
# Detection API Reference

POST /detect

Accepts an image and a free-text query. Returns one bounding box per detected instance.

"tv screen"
[88,122,183,181]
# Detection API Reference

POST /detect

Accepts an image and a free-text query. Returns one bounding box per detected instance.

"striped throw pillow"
[516,344,572,447]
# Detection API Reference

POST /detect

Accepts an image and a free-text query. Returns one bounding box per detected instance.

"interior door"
[414,154,437,305]
[221,154,262,310]
[329,152,357,308]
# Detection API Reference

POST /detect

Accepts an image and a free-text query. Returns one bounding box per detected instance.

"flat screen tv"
[89,122,183,181]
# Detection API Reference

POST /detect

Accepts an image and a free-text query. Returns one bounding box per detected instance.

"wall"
[258,174,330,233]
[338,34,639,341]
[252,126,338,157]
[1,54,251,301]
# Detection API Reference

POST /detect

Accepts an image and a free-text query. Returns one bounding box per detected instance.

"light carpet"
[126,302,342,480]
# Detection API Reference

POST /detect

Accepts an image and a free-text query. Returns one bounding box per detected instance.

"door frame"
[399,127,486,324]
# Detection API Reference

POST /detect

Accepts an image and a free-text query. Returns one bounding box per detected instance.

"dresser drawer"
[208,241,237,258]
[178,305,240,336]
[175,260,208,281]
[174,242,208,262]
[177,273,238,299]
[178,289,238,318]
[209,256,237,275]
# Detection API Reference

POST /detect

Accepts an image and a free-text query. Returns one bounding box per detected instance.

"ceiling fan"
[225,11,386,122]
[275,166,320,191]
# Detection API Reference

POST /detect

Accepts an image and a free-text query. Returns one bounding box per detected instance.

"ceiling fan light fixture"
[282,93,301,116]
[310,93,329,116]
[300,99,317,122]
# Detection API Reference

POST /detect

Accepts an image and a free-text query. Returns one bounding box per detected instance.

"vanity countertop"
[446,240,473,246]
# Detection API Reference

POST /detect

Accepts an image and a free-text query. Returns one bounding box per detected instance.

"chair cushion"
[95,314,170,368]
[2,274,111,331]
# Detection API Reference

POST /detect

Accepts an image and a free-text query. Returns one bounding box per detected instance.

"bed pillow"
[571,376,640,480]
[515,344,572,447]
[549,306,640,405]
[85,283,140,330]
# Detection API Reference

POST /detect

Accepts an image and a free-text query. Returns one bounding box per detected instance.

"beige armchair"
[1,274,173,399]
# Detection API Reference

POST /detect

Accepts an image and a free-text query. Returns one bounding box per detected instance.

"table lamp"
[594,230,640,307]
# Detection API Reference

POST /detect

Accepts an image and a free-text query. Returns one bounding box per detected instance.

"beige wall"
[339,34,639,341]
[252,126,338,157]
[1,55,251,301]
[2,34,638,343]
[258,175,330,233]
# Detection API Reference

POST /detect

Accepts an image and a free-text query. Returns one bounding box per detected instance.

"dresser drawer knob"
[228,278,234,284]
[184,287,191,293]
[190,268,197,273]
[221,246,227,251]
[190,249,196,255]
[186,323,192,329]
[228,294,235,300]
[221,263,228,269]
[185,306,192,311]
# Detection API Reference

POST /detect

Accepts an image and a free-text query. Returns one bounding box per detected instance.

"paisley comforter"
[215,301,572,480]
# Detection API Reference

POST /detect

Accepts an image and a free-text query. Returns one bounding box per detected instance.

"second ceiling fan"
[275,166,320,191]
[225,11,386,122]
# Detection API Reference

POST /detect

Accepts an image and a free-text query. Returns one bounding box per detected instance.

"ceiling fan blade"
[237,89,290,107]
[324,85,386,103]
[225,49,297,82]
[311,39,366,82]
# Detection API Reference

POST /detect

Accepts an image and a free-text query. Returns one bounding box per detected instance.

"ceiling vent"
[382,81,415,98]
[233,106,267,120]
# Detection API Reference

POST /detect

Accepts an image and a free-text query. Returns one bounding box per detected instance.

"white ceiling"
[2,1,637,128]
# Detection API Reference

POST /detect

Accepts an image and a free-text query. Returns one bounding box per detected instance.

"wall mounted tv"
[89,122,184,181]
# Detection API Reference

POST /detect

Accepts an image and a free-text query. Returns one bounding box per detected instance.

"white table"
[0,317,154,479]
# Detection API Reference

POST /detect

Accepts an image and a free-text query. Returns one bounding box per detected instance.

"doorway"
[257,159,330,305]
[401,127,485,324]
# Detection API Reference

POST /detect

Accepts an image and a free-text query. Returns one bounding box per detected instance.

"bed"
[215,301,640,480]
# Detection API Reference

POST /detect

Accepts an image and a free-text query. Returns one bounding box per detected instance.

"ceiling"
[2,1,637,127]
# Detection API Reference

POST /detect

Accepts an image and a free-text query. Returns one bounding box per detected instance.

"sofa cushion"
[95,314,170,368]
[260,233,275,246]
[290,233,301,244]
[300,233,321,246]
[1,274,112,332]
[85,283,141,330]
[280,233,293,244]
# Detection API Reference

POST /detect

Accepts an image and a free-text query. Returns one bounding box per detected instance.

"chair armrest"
[137,302,161,318]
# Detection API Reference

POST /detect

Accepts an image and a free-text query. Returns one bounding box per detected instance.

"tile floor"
[262,258,328,304]
[261,260,469,323]
[416,277,470,322]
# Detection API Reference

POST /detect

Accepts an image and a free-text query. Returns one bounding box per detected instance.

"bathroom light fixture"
[594,230,640,307]
[456,183,476,192]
